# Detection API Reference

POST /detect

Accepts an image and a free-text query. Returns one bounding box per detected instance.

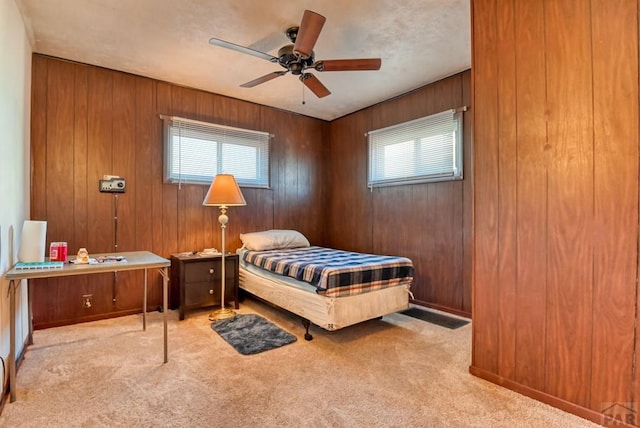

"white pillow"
[240,229,310,251]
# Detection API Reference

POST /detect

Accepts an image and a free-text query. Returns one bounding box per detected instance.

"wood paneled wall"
[30,55,328,328]
[471,0,639,424]
[326,71,473,317]
[31,55,471,326]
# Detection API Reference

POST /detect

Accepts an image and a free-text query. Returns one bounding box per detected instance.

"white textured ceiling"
[15,0,470,121]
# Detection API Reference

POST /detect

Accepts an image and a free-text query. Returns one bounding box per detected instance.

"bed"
[237,230,414,340]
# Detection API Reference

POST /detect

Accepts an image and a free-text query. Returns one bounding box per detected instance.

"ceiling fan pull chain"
[302,83,306,105]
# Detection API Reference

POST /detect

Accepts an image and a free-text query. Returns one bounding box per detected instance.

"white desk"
[4,251,171,402]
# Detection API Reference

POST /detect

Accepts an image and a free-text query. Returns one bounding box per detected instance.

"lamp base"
[208,307,236,321]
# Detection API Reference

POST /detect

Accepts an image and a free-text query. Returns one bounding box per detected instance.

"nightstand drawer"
[184,281,217,306]
[184,262,217,283]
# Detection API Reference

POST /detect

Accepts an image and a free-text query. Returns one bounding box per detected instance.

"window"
[367,108,465,188]
[163,116,270,188]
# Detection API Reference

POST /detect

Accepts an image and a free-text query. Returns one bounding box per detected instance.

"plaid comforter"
[241,246,414,297]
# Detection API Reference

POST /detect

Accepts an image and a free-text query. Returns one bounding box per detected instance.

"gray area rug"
[211,313,297,355]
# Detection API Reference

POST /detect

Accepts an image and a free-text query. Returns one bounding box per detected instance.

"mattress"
[237,248,412,331]
[240,246,414,297]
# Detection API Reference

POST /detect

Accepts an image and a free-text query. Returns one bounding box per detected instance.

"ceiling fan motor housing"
[277,44,314,75]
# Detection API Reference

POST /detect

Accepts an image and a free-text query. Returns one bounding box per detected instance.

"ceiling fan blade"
[314,58,382,72]
[300,73,331,98]
[293,10,326,59]
[209,37,278,63]
[240,71,288,88]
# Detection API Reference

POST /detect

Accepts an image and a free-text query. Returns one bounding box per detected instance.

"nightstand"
[170,253,239,320]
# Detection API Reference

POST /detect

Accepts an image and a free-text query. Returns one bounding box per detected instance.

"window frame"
[162,115,271,188]
[366,108,465,188]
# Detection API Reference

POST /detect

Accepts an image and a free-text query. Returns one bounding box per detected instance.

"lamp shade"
[203,174,247,207]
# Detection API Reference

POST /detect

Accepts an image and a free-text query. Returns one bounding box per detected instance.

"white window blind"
[367,108,464,188]
[163,116,270,188]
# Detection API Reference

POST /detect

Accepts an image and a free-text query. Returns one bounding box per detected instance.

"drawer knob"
[209,268,214,274]
[209,289,214,295]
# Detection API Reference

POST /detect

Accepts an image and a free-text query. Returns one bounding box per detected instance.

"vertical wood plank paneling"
[471,0,500,372]
[544,0,594,406]
[30,55,48,221]
[156,82,178,262]
[195,90,217,250]
[149,80,164,306]
[273,121,288,230]
[148,80,162,260]
[72,63,89,310]
[350,111,372,253]
[590,0,637,411]
[112,72,140,310]
[439,181,463,309]
[45,59,75,244]
[134,77,154,254]
[415,183,438,304]
[30,56,50,317]
[429,182,451,306]
[327,71,471,315]
[279,116,299,229]
[86,67,114,253]
[496,0,517,382]
[513,0,548,391]
[263,107,283,234]
[134,76,161,307]
[86,66,115,313]
[356,110,373,254]
[39,59,77,323]
[473,0,639,423]
[112,73,137,253]
[73,64,89,257]
[372,186,411,256]
[326,118,351,249]
[300,117,327,245]
[461,70,473,314]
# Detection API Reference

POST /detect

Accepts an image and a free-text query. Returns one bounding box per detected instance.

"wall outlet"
[82,294,93,309]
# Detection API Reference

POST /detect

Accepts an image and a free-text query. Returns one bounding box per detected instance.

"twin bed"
[237,229,414,339]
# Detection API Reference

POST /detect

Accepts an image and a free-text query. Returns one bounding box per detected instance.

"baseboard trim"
[469,365,636,428]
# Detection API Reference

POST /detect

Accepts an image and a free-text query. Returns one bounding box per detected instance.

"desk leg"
[162,266,168,363]
[9,279,16,402]
[27,281,33,345]
[143,269,147,331]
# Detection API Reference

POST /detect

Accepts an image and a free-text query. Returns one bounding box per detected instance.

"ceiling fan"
[208,10,382,99]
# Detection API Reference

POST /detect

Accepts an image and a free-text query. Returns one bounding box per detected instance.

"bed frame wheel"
[301,319,313,341]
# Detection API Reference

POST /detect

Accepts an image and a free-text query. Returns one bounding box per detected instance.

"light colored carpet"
[0,298,599,428]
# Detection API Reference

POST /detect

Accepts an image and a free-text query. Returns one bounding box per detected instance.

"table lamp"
[203,174,246,321]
